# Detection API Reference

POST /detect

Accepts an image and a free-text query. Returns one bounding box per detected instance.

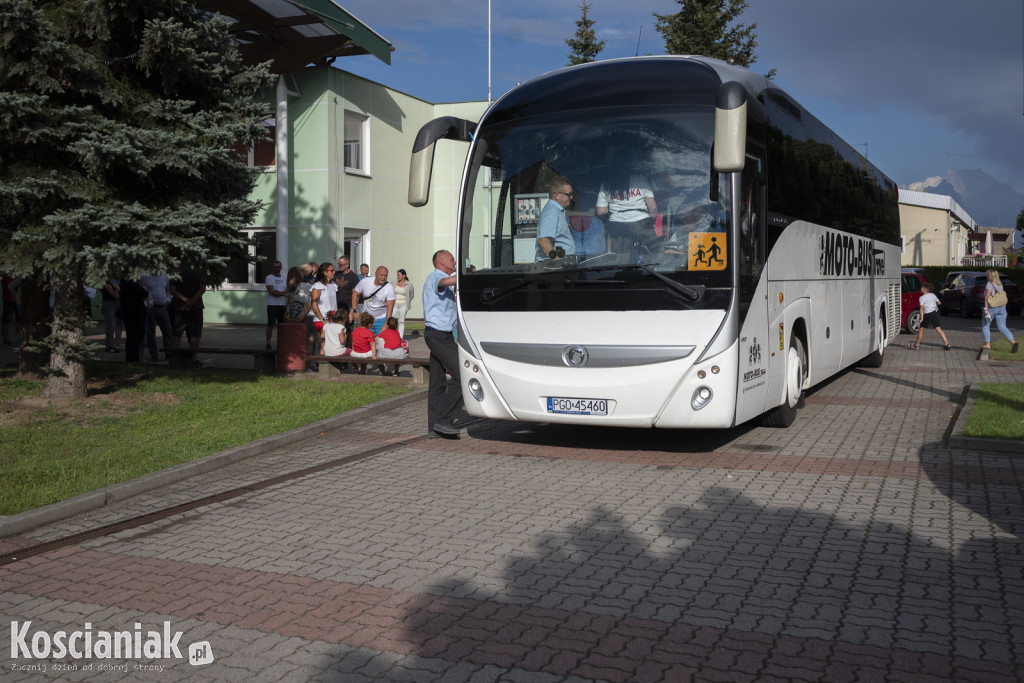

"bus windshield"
[459,106,733,311]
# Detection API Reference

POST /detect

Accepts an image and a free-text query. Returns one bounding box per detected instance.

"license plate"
[547,397,608,416]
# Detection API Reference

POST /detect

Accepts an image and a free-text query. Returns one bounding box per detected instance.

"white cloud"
[907,176,945,192]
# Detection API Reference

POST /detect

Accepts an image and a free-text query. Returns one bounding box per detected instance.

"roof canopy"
[204,0,392,74]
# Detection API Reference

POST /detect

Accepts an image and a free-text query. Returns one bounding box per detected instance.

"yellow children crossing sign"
[689,233,727,270]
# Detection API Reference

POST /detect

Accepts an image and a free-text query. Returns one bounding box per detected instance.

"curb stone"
[0,388,428,538]
[948,381,1024,455]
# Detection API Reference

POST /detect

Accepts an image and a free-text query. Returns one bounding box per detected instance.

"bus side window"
[739,154,766,308]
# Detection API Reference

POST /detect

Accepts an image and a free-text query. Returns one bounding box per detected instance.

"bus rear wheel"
[761,336,806,428]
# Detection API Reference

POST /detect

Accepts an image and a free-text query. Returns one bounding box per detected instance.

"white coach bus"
[409,56,901,428]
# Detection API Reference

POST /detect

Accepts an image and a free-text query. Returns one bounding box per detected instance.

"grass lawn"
[0,363,412,515]
[988,336,1023,362]
[962,382,1024,441]
[972,338,1024,440]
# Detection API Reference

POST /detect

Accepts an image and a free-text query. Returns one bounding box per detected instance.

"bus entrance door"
[734,154,770,425]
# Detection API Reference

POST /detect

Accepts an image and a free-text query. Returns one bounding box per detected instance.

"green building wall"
[203,66,487,324]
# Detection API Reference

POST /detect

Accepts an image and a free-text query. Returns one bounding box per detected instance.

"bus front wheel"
[761,336,806,428]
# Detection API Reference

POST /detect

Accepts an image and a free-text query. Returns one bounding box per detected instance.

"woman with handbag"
[981,269,1017,352]
[284,265,319,371]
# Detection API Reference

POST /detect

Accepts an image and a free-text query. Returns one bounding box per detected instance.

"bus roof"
[485,56,771,123]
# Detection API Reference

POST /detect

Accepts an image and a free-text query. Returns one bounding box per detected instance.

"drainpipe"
[946,212,952,266]
[276,76,289,269]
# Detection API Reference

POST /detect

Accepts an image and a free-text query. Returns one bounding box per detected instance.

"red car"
[901,269,926,333]
[939,271,1022,317]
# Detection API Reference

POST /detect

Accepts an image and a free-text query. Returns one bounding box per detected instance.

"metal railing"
[961,255,1008,268]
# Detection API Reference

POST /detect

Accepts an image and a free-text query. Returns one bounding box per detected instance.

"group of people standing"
[267,255,416,375]
[13,248,464,442]
[100,266,206,364]
[265,249,465,440]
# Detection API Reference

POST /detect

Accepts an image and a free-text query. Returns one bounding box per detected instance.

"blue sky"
[335,0,1024,225]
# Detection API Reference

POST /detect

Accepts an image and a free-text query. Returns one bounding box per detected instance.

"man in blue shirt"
[535,176,577,262]
[423,249,463,438]
[140,269,172,362]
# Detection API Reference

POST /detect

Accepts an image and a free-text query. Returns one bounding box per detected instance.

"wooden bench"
[164,347,276,373]
[308,354,431,384]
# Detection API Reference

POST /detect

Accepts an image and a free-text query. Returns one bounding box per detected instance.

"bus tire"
[761,336,805,428]
[860,310,887,368]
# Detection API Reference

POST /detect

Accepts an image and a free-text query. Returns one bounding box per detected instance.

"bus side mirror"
[408,116,478,207]
[408,145,435,207]
[713,81,747,173]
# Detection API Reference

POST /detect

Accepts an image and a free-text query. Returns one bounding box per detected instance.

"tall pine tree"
[0,0,270,397]
[565,1,606,66]
[654,0,769,73]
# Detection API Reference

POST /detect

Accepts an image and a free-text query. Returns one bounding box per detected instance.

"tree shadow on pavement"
[394,485,1021,681]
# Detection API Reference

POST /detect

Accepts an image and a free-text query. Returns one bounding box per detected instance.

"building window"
[899,235,906,254]
[223,229,276,288]
[231,117,276,170]
[344,111,369,173]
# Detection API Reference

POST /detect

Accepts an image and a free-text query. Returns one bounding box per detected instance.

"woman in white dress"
[393,269,415,338]
[310,262,338,333]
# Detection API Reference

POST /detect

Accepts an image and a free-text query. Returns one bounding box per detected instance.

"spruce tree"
[654,0,768,73]
[0,0,270,397]
[565,1,606,66]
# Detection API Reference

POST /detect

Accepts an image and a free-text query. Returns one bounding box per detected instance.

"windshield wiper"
[481,278,534,304]
[573,262,703,302]
[635,263,703,302]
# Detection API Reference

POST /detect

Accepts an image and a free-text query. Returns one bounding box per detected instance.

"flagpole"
[485,0,493,268]
[488,0,492,104]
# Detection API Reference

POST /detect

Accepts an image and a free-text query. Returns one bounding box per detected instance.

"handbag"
[283,298,308,322]
[987,289,1008,308]
[358,284,386,305]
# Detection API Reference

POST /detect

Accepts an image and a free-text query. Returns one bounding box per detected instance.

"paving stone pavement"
[2,316,1024,681]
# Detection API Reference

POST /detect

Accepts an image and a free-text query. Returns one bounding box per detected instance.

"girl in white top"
[596,158,658,259]
[596,174,657,224]
[322,311,349,356]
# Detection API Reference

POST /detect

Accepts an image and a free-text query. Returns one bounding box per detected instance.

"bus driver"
[536,176,577,262]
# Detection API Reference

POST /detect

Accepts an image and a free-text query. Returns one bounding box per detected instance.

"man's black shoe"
[433,422,460,438]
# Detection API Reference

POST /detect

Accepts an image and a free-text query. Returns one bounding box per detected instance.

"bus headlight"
[468,378,484,402]
[691,385,713,411]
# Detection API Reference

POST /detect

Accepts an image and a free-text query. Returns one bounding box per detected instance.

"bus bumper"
[459,341,739,429]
